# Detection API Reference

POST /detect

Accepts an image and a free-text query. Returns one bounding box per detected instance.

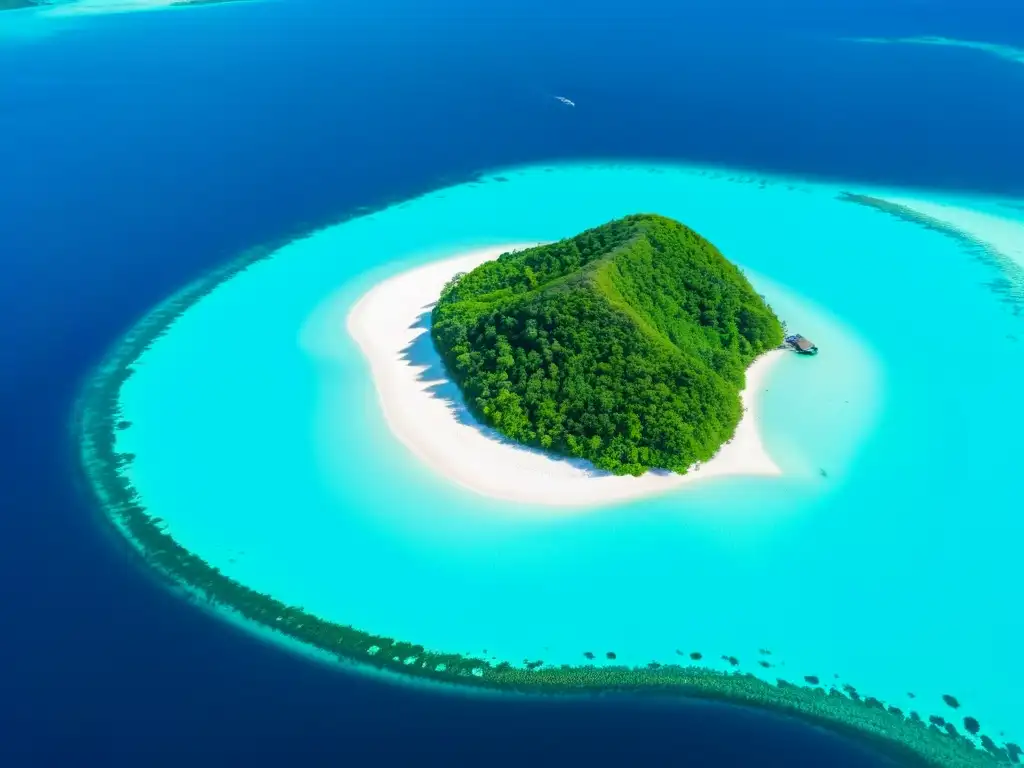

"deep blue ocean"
[1,0,1022,765]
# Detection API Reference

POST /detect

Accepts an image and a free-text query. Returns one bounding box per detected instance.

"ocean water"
[2,0,1023,766]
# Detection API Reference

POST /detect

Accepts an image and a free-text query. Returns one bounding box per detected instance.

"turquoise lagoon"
[85,162,1023,758]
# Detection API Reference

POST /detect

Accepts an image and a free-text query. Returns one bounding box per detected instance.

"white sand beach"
[346,245,787,508]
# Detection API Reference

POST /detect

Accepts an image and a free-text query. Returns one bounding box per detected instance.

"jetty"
[785,334,818,355]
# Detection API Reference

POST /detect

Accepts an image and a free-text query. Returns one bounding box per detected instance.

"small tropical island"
[76,186,1018,768]
[431,214,784,476]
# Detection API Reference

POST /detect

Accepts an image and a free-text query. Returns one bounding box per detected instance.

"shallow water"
[112,160,1023,745]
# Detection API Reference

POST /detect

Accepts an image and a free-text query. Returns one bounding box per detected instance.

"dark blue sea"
[1,0,1022,765]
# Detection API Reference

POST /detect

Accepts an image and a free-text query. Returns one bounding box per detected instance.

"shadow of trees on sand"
[397,305,670,480]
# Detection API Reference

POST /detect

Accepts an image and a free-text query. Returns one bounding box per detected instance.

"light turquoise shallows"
[115,161,1023,741]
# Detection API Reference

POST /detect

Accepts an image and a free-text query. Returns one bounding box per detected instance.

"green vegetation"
[431,215,784,475]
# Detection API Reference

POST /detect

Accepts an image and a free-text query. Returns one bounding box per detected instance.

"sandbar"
[347,245,787,508]
[38,0,254,16]
[878,196,1024,271]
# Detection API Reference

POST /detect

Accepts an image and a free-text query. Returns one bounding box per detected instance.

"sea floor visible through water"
[85,161,1024,752]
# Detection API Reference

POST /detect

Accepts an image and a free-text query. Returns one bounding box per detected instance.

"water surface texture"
[3,0,1024,765]
[86,161,1023,758]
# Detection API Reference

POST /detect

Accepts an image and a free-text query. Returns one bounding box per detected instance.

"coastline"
[346,245,788,509]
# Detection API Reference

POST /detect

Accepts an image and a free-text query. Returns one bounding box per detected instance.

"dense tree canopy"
[431,214,784,476]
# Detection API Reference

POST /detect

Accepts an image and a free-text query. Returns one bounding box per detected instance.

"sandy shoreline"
[347,245,787,508]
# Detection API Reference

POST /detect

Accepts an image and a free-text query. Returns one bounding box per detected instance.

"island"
[348,235,787,507]
[74,166,1019,768]
[431,214,784,476]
